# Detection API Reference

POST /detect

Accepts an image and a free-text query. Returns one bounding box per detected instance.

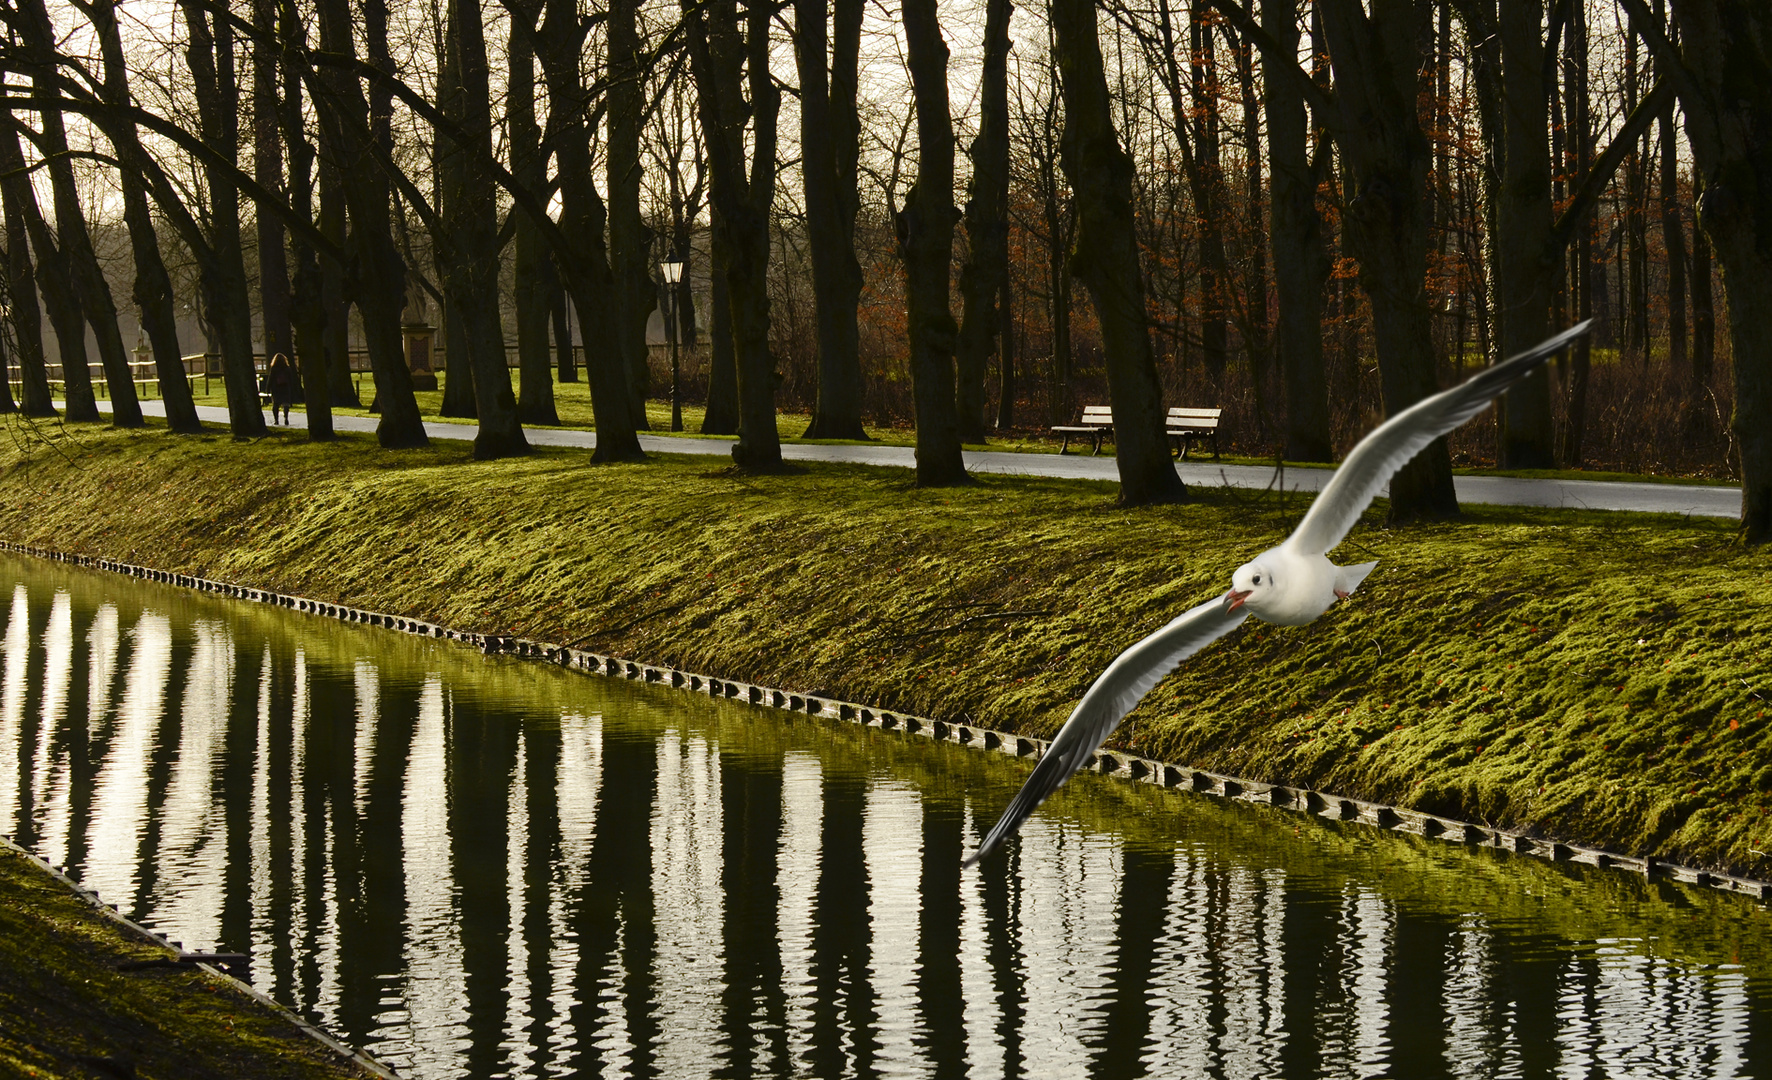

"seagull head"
[1224,561,1274,615]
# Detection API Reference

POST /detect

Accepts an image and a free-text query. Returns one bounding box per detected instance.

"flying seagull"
[965,320,1594,867]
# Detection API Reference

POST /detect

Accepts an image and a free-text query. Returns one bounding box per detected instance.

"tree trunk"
[683,0,783,469]
[796,0,869,440]
[609,0,653,430]
[954,0,1011,445]
[1659,101,1689,374]
[1025,68,1075,426]
[533,0,644,462]
[1178,0,1231,384]
[439,0,527,459]
[898,0,969,486]
[19,0,142,428]
[701,220,740,434]
[1491,0,1557,468]
[47,166,143,429]
[1235,25,1269,378]
[1691,173,1714,381]
[1052,0,1186,505]
[1,189,55,418]
[1261,0,1332,461]
[1318,0,1458,522]
[277,0,331,440]
[508,12,559,426]
[84,0,201,433]
[317,156,356,407]
[438,284,477,416]
[552,280,576,383]
[312,0,426,447]
[996,274,1016,430]
[1566,0,1592,465]
[181,0,268,438]
[1623,34,1648,358]
[1,128,99,423]
[1650,0,1772,541]
[253,0,292,372]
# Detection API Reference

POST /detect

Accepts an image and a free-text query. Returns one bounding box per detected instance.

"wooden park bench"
[1052,405,1115,455]
[1166,407,1223,460]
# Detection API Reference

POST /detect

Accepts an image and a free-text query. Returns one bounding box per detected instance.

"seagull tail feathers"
[1336,560,1380,597]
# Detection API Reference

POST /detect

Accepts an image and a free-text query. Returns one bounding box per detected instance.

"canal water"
[1,553,1768,1078]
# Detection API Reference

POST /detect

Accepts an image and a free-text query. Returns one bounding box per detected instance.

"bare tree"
[0,126,99,422]
[899,0,969,485]
[13,0,143,427]
[532,0,646,461]
[435,0,526,457]
[795,0,870,440]
[954,0,1011,444]
[609,0,654,429]
[507,3,558,425]
[1054,0,1185,505]
[311,0,427,446]
[1658,93,1688,375]
[1260,0,1331,461]
[1624,0,1772,543]
[683,0,783,468]
[0,188,54,417]
[1009,49,1075,422]
[279,0,334,438]
[253,0,291,374]
[179,0,273,436]
[79,0,203,433]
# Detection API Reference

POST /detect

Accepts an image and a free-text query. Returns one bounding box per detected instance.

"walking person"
[267,352,296,426]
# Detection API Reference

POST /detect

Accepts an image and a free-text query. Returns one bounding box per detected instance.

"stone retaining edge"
[6,539,1767,905]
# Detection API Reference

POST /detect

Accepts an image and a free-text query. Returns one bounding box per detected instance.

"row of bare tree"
[0,0,1765,541]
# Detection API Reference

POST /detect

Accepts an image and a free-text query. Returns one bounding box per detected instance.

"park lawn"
[2,417,1768,879]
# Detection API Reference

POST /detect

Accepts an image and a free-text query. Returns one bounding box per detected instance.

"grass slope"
[3,419,1769,878]
[0,846,370,1079]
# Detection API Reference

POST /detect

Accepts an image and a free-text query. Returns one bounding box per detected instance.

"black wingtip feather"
[964,744,1084,866]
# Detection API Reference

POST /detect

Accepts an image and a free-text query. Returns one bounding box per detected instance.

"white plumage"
[966,320,1593,866]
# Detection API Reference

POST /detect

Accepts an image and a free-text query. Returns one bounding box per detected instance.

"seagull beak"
[1224,589,1250,613]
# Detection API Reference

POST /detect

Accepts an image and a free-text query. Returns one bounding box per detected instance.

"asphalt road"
[113,400,1744,520]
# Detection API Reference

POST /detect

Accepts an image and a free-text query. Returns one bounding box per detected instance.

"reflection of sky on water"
[0,586,28,838]
[1,559,1769,1080]
[779,751,822,1077]
[83,609,170,912]
[864,781,923,1077]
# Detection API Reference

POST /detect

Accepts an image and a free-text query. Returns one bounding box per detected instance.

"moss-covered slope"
[0,845,372,1078]
[3,422,1768,876]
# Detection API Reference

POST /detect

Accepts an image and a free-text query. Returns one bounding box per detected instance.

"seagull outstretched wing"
[965,595,1248,866]
[1286,320,1593,557]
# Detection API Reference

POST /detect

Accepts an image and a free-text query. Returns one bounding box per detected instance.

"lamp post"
[661,258,684,432]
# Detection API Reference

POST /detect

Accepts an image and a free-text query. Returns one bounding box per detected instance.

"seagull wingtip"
[964,834,1006,867]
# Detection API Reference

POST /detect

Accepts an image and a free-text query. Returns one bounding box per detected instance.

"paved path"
[120,401,1744,520]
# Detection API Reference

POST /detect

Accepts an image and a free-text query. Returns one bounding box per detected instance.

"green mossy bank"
[0,844,374,1078]
[4,423,1771,878]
